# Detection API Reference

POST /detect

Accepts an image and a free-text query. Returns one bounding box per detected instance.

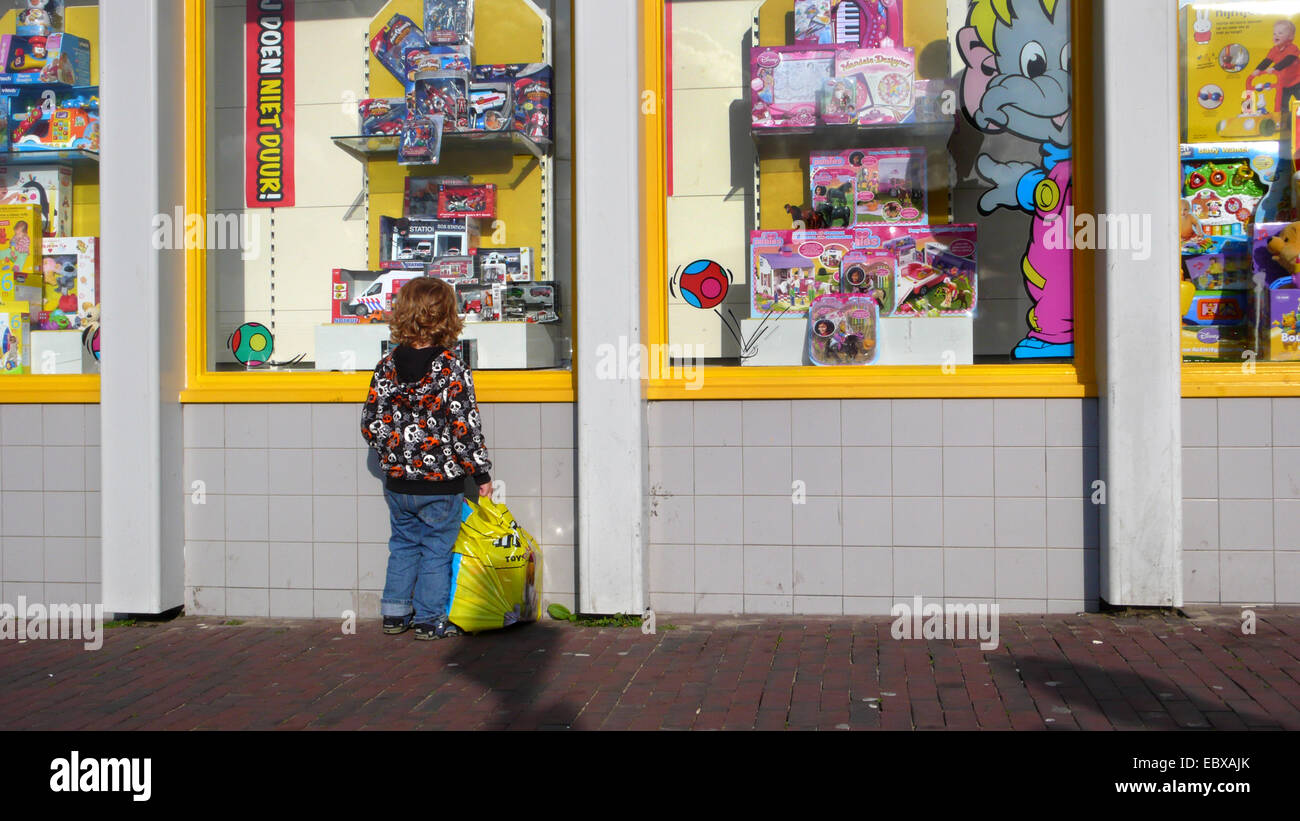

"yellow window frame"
[181,0,575,404]
[640,0,1097,400]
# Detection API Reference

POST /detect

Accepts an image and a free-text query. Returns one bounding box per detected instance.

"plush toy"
[1266,221,1300,276]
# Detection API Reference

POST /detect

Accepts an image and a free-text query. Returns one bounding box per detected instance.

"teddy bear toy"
[1266,221,1300,281]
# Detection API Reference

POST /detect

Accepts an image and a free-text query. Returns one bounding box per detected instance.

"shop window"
[197,0,572,383]
[653,0,1081,374]
[0,1,101,391]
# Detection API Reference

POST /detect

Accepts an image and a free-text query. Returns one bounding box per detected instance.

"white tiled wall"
[647,398,1102,615]
[1181,398,1300,605]
[182,402,575,618]
[0,405,103,609]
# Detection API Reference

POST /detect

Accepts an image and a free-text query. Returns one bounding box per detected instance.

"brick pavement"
[1,608,1298,730]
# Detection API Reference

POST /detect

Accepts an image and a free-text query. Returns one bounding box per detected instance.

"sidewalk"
[2,608,1298,731]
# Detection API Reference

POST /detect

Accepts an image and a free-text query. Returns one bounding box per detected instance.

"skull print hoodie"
[361,344,492,495]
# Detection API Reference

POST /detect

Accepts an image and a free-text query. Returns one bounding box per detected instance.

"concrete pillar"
[574,0,647,614]
[1095,0,1183,607]
[100,0,188,613]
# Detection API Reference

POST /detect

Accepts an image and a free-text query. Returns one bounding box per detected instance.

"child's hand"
[478,481,493,500]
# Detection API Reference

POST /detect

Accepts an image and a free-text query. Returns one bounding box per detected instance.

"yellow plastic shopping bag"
[447,497,543,634]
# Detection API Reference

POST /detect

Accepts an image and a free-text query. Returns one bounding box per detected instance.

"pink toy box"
[810,147,926,226]
[751,46,835,129]
[833,47,916,124]
[750,228,852,315]
[852,223,979,316]
[808,293,878,365]
[831,0,903,48]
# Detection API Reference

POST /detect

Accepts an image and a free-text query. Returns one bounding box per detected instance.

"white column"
[574,0,647,614]
[100,0,188,614]
[1095,0,1182,606]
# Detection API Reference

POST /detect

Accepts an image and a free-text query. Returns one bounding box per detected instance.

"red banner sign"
[245,0,295,208]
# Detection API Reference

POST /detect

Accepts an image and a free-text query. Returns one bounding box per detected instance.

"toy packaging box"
[437,182,495,219]
[17,1,64,37]
[473,246,533,282]
[503,281,558,323]
[0,32,90,85]
[884,223,978,316]
[331,268,411,322]
[0,203,41,278]
[751,46,836,129]
[381,215,478,268]
[838,247,895,312]
[912,78,957,123]
[426,254,477,284]
[809,163,856,226]
[808,293,877,365]
[1181,233,1251,290]
[469,81,512,132]
[36,235,94,330]
[1183,3,1300,143]
[750,228,852,315]
[403,174,470,217]
[1250,221,1300,360]
[0,299,29,375]
[409,69,470,132]
[1180,142,1280,238]
[397,113,444,165]
[369,13,430,82]
[456,282,503,321]
[7,85,98,151]
[358,98,407,136]
[810,148,926,225]
[833,47,916,125]
[794,0,832,45]
[472,63,552,142]
[0,164,72,237]
[1181,324,1254,360]
[831,0,904,48]
[402,45,471,80]
[425,0,474,46]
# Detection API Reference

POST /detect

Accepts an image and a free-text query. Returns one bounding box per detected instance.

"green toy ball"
[228,321,273,366]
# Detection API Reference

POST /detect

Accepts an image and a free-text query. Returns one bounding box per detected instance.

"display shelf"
[0,149,99,167]
[332,131,552,163]
[752,120,954,158]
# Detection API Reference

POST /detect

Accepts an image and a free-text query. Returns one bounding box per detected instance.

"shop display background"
[206,0,574,371]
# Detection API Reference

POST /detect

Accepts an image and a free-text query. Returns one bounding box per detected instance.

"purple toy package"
[811,148,927,225]
[751,46,835,129]
[831,0,904,48]
[369,14,430,83]
[808,294,878,365]
[834,47,916,124]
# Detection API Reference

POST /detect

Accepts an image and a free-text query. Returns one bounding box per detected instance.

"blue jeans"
[381,490,465,624]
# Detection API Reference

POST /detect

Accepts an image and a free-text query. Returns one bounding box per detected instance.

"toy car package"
[404,175,470,218]
[503,281,558,323]
[473,246,533,283]
[424,0,475,46]
[369,13,430,82]
[397,113,444,165]
[358,98,406,136]
[409,69,470,132]
[426,254,477,284]
[456,281,503,321]
[7,84,98,151]
[469,81,513,132]
[402,44,471,80]
[808,294,877,365]
[382,215,476,268]
[472,63,552,142]
[437,183,495,219]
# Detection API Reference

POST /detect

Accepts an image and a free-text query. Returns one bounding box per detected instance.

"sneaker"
[413,622,440,641]
[382,615,412,635]
[436,620,465,638]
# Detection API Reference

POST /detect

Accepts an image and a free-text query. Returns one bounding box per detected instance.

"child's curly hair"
[390,276,463,349]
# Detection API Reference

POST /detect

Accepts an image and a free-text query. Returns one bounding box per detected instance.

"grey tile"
[893,400,942,446]
[85,537,100,583]
[742,446,792,496]
[893,498,943,546]
[995,499,1047,547]
[1045,447,1097,498]
[1219,551,1274,604]
[2,580,45,606]
[313,590,357,619]
[1272,399,1300,446]
[694,495,743,545]
[85,406,100,447]
[185,585,224,617]
[649,592,694,613]
[649,544,693,593]
[1219,500,1273,549]
[892,447,943,496]
[356,494,390,543]
[268,449,313,495]
[791,401,842,446]
[943,447,993,497]
[743,496,792,545]
[185,541,226,588]
[358,542,389,590]
[226,542,269,588]
[493,404,542,449]
[648,447,693,496]
[541,545,575,595]
[693,401,742,446]
[183,405,225,449]
[225,495,269,542]
[792,446,841,497]
[224,450,269,496]
[314,543,358,589]
[943,498,995,547]
[541,497,575,545]
[996,548,1048,599]
[541,448,575,496]
[694,545,743,594]
[649,495,693,544]
[793,498,841,546]
[842,596,896,615]
[1276,552,1300,603]
[85,447,100,493]
[1274,448,1300,499]
[226,404,270,449]
[269,542,314,589]
[44,449,85,490]
[842,497,891,546]
[492,449,541,499]
[2,536,42,580]
[943,547,995,598]
[309,404,358,450]
[185,494,225,542]
[840,400,891,445]
[539,403,577,449]
[893,547,943,598]
[1217,449,1272,499]
[943,399,993,446]
[2,445,43,491]
[694,446,741,495]
[357,448,386,489]
[268,405,314,448]
[42,405,84,446]
[743,594,793,614]
[43,537,85,583]
[270,588,315,618]
[44,494,84,538]
[184,449,225,496]
[995,447,1046,496]
[1183,551,1220,603]
[1045,400,1082,447]
[1183,499,1219,550]
[269,496,313,543]
[225,588,269,618]
[44,583,86,606]
[1218,398,1271,447]
[86,493,100,540]
[793,595,843,615]
[1182,399,1217,447]
[841,447,892,496]
[744,545,792,595]
[994,399,1046,446]
[3,492,43,537]
[793,545,842,595]
[508,497,542,538]
[842,548,894,592]
[313,496,357,543]
[1,405,41,446]
[1275,500,1300,549]
[1181,448,1219,499]
[742,400,791,446]
[1048,548,1097,600]
[1046,498,1095,549]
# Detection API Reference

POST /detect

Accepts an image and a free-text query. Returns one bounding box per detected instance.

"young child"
[361,277,492,640]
